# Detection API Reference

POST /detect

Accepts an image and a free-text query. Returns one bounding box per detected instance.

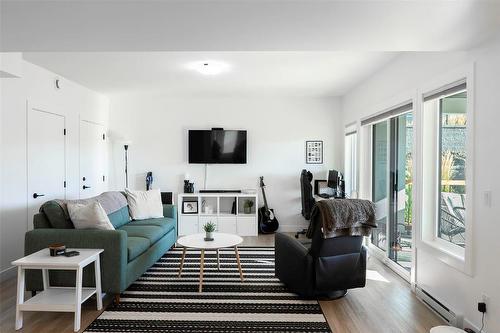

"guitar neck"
[261,186,269,211]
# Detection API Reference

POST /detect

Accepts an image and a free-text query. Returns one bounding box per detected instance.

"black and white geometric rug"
[85,247,331,332]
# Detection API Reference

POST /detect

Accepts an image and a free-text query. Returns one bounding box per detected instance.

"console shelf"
[178,192,258,236]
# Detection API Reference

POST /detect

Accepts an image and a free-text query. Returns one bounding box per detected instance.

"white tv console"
[177,192,258,236]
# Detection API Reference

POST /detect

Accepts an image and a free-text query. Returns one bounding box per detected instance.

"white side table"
[12,248,104,332]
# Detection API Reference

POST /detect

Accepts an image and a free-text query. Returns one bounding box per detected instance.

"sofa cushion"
[119,225,165,245]
[68,201,115,230]
[127,237,150,262]
[127,217,176,234]
[108,206,130,229]
[39,201,74,229]
[125,189,164,220]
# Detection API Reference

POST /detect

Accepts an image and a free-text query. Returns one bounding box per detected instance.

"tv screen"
[188,130,247,164]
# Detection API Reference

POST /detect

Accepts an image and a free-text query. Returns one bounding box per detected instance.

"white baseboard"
[0,266,16,283]
[464,317,486,333]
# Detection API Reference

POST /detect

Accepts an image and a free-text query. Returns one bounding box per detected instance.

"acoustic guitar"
[258,176,279,234]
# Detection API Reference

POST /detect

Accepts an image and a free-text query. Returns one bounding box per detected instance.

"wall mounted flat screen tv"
[188,130,247,164]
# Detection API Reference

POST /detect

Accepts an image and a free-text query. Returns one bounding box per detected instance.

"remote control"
[64,251,80,257]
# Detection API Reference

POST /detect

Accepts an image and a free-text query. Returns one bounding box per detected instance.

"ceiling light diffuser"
[187,61,229,75]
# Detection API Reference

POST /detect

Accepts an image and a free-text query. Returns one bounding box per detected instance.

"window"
[344,129,357,198]
[422,81,467,251]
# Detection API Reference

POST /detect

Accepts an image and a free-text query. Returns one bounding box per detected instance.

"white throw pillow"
[67,201,115,230]
[125,188,164,220]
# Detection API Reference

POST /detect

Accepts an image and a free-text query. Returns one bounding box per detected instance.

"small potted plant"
[243,199,254,214]
[203,222,216,241]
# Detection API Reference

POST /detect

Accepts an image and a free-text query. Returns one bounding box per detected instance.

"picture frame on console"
[182,201,198,214]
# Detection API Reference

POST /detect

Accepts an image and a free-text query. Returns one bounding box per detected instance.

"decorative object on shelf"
[202,200,214,214]
[258,176,279,234]
[203,222,216,241]
[306,140,323,164]
[146,171,153,190]
[231,200,237,214]
[182,201,198,214]
[49,243,66,256]
[183,173,192,193]
[243,199,254,214]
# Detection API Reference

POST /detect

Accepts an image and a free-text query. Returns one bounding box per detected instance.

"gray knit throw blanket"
[307,199,377,238]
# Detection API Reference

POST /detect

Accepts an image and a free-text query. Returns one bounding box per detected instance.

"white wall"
[108,95,343,231]
[341,38,500,332]
[0,54,109,280]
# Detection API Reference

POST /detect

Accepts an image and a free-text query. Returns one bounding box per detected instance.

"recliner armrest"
[275,233,314,297]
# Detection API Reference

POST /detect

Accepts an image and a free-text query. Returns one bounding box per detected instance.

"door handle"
[33,193,45,199]
[82,185,92,190]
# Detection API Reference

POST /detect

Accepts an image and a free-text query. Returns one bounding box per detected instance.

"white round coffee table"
[177,232,244,292]
[430,327,465,333]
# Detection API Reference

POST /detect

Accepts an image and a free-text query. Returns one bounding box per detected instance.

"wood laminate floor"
[0,234,443,333]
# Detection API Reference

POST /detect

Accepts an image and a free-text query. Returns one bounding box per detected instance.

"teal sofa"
[24,191,177,298]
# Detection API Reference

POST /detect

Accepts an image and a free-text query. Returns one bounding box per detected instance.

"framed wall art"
[306,140,323,164]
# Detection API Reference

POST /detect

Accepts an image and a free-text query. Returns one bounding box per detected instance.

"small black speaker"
[161,192,173,205]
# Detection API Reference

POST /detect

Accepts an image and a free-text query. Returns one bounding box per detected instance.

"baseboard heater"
[415,286,463,328]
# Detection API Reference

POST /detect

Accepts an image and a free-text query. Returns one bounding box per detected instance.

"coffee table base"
[178,246,244,292]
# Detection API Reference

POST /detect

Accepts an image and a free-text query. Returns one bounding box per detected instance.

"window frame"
[344,122,359,199]
[416,65,474,276]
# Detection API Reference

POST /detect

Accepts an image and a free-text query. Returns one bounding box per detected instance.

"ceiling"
[2,1,500,52]
[23,52,398,97]
[8,1,500,97]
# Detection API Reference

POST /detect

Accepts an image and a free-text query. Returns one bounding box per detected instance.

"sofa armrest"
[163,204,177,220]
[275,233,314,297]
[24,229,128,294]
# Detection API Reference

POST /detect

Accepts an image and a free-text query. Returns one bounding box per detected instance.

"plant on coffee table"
[203,222,216,240]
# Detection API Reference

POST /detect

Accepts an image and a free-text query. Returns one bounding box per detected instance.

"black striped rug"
[85,247,331,332]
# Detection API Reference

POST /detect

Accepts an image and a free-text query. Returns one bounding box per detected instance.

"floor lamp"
[124,144,129,188]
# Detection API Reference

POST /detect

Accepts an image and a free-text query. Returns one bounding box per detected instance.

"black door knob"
[82,185,91,190]
[33,193,45,199]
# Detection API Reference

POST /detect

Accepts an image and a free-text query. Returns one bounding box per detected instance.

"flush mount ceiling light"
[187,61,230,75]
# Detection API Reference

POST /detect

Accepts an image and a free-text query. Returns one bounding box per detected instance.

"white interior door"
[80,120,105,198]
[27,108,66,229]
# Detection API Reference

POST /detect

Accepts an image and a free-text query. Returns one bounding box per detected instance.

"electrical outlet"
[482,293,490,303]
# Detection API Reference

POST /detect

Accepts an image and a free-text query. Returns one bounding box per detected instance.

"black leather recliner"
[275,214,367,299]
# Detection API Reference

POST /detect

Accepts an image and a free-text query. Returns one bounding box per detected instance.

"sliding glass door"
[372,122,388,251]
[388,113,413,270]
[371,111,413,273]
